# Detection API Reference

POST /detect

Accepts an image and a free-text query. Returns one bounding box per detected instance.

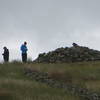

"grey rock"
[34,43,100,63]
[24,68,100,100]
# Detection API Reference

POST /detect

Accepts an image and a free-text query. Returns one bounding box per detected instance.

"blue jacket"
[20,44,28,54]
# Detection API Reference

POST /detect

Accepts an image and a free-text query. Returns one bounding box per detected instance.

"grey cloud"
[0,0,100,61]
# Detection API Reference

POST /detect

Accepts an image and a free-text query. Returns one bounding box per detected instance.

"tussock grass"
[0,63,80,100]
[0,89,13,100]
[0,61,100,99]
[26,61,100,92]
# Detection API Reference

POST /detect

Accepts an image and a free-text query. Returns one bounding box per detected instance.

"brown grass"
[0,89,13,100]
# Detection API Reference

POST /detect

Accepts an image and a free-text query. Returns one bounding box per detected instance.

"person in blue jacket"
[20,42,28,62]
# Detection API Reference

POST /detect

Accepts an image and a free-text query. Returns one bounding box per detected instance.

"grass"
[0,63,80,100]
[25,61,100,92]
[0,61,100,99]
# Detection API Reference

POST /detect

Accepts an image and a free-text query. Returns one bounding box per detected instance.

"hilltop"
[34,43,100,63]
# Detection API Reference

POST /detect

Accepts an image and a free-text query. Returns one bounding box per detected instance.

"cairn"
[34,43,100,63]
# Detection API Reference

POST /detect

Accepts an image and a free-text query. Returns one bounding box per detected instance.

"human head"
[3,46,7,50]
[24,41,27,45]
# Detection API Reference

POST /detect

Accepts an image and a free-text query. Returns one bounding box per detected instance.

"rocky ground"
[34,43,100,63]
[24,68,100,100]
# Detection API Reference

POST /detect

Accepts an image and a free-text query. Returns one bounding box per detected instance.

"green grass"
[25,61,100,92]
[0,63,80,100]
[1,61,100,100]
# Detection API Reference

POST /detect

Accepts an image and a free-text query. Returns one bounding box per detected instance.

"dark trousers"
[22,53,27,62]
[4,56,9,62]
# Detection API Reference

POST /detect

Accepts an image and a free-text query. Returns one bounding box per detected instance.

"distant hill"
[34,43,100,63]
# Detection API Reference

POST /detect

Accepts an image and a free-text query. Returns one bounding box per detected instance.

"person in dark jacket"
[2,47,9,62]
[20,42,28,62]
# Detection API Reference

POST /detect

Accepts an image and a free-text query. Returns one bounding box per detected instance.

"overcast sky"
[0,0,100,61]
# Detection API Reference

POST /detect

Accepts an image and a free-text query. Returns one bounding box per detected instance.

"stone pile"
[24,68,100,100]
[34,43,100,63]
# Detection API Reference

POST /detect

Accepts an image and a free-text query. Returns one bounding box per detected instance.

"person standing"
[2,47,9,62]
[20,42,28,62]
